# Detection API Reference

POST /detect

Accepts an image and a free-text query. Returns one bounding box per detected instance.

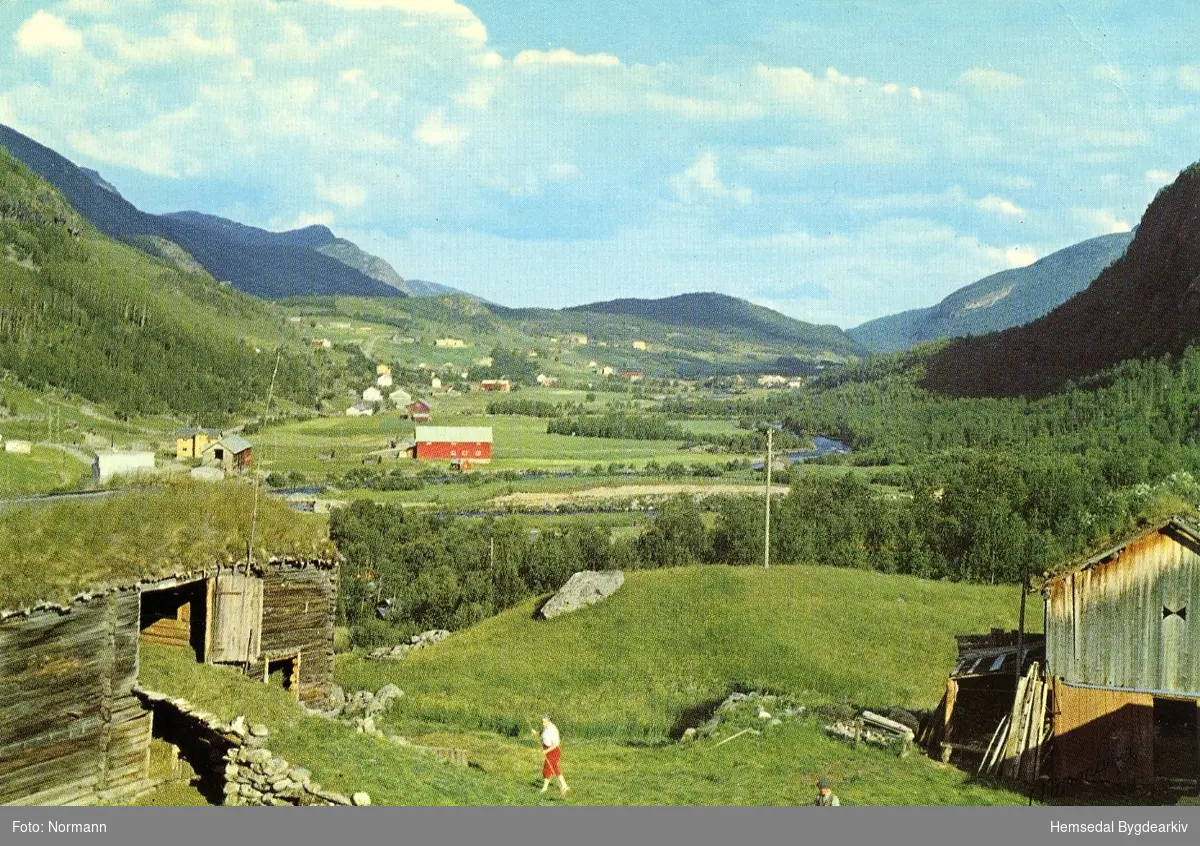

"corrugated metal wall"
[1046,529,1200,693]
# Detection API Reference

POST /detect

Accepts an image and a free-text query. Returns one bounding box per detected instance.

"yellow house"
[175,428,219,460]
[632,340,649,351]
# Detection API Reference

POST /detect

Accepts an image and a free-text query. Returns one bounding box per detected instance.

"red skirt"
[542,746,562,777]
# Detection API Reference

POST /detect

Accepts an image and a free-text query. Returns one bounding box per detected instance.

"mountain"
[923,164,1200,398]
[405,278,467,297]
[849,232,1134,354]
[0,146,326,419]
[564,292,862,356]
[0,124,401,299]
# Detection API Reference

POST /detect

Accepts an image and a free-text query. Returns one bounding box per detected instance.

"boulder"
[352,791,372,806]
[539,571,624,619]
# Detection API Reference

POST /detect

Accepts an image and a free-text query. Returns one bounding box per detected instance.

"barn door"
[206,573,262,664]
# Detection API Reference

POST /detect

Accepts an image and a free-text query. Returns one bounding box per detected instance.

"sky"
[1,1,1198,328]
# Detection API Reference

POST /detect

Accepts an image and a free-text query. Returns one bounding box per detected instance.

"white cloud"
[271,211,336,230]
[645,92,762,121]
[319,0,486,42]
[454,81,494,109]
[546,162,579,181]
[413,108,466,149]
[1145,169,1177,187]
[89,16,236,65]
[975,194,1025,217]
[513,49,621,68]
[986,245,1037,267]
[1072,207,1132,234]
[1179,66,1200,91]
[669,152,751,205]
[315,174,367,208]
[958,68,1023,89]
[908,86,922,100]
[14,10,83,55]
[1081,129,1147,148]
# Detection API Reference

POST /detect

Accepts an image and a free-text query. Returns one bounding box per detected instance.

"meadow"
[138,565,1036,806]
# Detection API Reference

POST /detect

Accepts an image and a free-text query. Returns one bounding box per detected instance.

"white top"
[541,723,560,748]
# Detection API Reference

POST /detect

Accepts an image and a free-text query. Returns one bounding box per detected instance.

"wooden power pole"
[764,427,772,569]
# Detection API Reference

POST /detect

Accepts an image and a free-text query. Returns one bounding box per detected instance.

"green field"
[0,444,90,497]
[138,565,1034,806]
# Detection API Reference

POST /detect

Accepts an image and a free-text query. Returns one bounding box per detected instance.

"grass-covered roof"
[0,482,335,612]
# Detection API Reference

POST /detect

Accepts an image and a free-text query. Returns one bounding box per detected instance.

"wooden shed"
[1043,517,1200,785]
[0,484,337,806]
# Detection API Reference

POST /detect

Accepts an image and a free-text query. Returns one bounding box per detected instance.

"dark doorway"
[140,581,207,661]
[267,654,300,698]
[1153,697,1198,779]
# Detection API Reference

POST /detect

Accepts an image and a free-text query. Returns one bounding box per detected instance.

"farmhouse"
[480,379,511,392]
[376,372,393,388]
[413,426,492,463]
[201,435,253,473]
[409,399,432,423]
[174,427,218,459]
[362,386,383,404]
[376,363,392,376]
[389,387,413,408]
[434,338,466,348]
[93,450,156,483]
[0,485,337,806]
[311,338,332,350]
[632,340,648,351]
[346,402,374,417]
[1042,518,1200,785]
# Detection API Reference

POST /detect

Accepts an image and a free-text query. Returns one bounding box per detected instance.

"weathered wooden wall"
[1046,529,1200,693]
[0,592,151,805]
[247,565,337,708]
[1050,678,1153,784]
[139,582,205,656]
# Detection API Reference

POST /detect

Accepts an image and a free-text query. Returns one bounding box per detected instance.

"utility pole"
[763,427,772,569]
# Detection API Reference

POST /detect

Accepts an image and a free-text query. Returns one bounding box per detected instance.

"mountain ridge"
[849,231,1134,354]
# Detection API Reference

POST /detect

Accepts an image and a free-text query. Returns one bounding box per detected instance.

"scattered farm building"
[174,428,219,459]
[430,376,443,391]
[408,399,432,423]
[601,365,615,376]
[362,386,383,404]
[346,402,375,417]
[413,426,493,463]
[4,439,32,454]
[536,373,558,387]
[376,372,393,388]
[757,374,788,387]
[1042,517,1200,785]
[434,338,466,348]
[93,450,156,483]
[389,387,413,408]
[480,379,511,392]
[0,485,336,805]
[311,338,332,350]
[632,340,648,351]
[376,363,392,376]
[201,435,253,473]
[475,356,494,367]
[622,370,644,382]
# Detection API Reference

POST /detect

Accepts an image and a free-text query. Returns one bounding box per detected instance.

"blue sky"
[1,1,1198,328]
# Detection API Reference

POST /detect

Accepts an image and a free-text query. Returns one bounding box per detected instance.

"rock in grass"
[539,571,624,619]
[249,723,269,738]
[352,791,372,806]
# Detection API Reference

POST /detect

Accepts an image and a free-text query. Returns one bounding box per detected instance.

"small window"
[989,655,1005,672]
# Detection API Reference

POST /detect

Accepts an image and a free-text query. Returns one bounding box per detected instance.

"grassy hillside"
[139,566,1032,806]
[0,146,345,419]
[850,232,1133,354]
[338,566,1033,738]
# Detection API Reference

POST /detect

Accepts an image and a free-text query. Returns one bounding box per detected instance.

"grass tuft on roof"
[0,481,334,611]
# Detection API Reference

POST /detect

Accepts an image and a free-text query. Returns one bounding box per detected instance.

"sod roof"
[0,482,335,612]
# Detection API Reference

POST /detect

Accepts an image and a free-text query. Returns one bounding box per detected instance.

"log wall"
[0,592,151,805]
[248,565,337,708]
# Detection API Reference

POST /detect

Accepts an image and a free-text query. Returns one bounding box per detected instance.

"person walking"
[533,714,570,796]
[814,777,840,806]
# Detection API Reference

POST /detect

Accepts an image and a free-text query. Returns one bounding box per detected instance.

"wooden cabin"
[1043,517,1200,785]
[0,485,336,806]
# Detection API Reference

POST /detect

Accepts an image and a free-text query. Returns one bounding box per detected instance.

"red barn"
[480,379,511,392]
[408,399,432,423]
[414,426,493,463]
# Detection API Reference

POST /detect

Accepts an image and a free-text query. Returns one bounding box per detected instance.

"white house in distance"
[632,340,649,351]
[3,439,31,455]
[389,387,413,408]
[435,338,467,348]
[93,450,155,483]
[346,402,375,417]
[376,372,393,388]
[362,386,383,403]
